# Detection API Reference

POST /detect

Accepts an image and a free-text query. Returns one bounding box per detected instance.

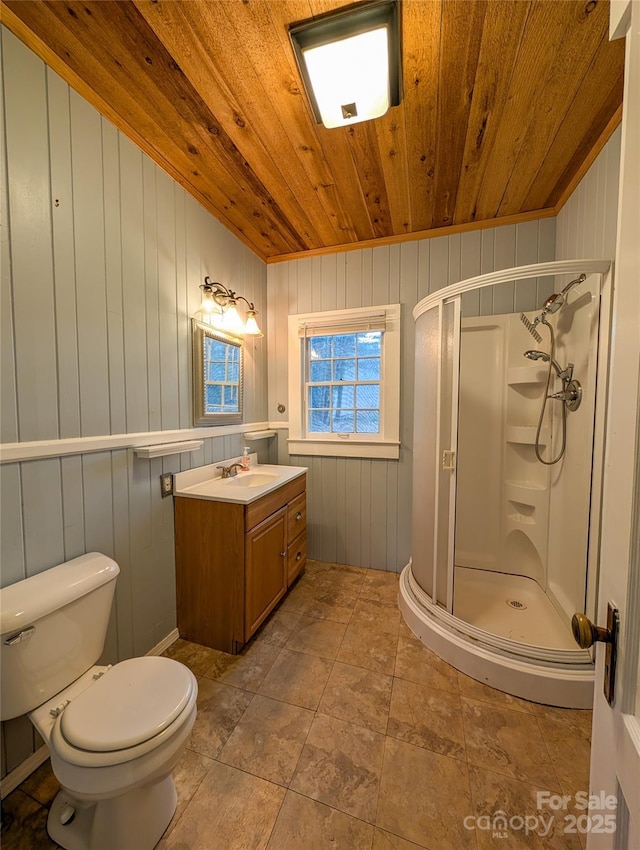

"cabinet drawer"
[245,474,306,531]
[287,492,306,540]
[287,532,307,585]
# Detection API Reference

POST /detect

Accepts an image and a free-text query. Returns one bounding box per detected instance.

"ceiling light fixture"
[197,277,263,336]
[289,0,402,130]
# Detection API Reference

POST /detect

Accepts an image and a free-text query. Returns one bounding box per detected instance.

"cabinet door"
[245,506,287,640]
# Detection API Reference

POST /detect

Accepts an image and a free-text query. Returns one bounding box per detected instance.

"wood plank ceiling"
[2,0,625,262]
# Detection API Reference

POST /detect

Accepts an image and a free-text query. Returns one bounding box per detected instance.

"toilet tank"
[0,553,119,720]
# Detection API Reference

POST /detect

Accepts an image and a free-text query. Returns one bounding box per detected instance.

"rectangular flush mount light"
[289,0,402,130]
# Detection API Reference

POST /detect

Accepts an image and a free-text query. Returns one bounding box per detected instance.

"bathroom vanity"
[173,463,307,654]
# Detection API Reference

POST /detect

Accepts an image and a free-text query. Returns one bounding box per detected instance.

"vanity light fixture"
[197,277,263,336]
[289,0,401,130]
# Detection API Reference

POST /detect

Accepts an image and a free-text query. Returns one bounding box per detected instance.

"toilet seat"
[50,657,197,768]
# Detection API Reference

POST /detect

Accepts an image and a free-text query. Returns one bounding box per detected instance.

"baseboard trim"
[0,628,181,799]
[147,628,180,657]
[0,745,49,799]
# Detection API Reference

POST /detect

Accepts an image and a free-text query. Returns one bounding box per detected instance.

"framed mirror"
[192,319,243,425]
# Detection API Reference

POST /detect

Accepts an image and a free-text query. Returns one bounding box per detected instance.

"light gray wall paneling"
[0,29,268,777]
[0,36,18,445]
[267,218,556,572]
[3,29,58,442]
[555,126,621,262]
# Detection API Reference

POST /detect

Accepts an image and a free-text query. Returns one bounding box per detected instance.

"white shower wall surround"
[402,259,612,708]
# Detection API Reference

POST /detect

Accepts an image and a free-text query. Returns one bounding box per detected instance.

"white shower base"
[453,567,577,650]
[399,564,594,708]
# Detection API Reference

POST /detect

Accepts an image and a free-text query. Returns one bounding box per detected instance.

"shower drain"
[506,599,528,610]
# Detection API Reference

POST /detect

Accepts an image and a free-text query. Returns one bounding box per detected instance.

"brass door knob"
[571,612,613,649]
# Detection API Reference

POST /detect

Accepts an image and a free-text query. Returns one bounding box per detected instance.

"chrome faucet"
[216,462,245,479]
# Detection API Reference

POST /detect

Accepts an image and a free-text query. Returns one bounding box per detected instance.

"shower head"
[523,349,570,379]
[524,350,549,362]
[539,273,587,316]
[519,313,543,343]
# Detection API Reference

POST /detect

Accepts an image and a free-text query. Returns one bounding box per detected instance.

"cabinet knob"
[295,512,302,521]
[296,552,302,561]
[280,551,286,558]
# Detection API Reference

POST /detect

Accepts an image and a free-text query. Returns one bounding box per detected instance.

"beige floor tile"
[188,677,252,758]
[377,737,476,850]
[462,698,558,788]
[163,638,221,677]
[159,761,285,850]
[219,694,314,786]
[352,597,401,634]
[373,829,427,850]
[254,609,303,648]
[360,571,400,604]
[203,640,280,691]
[285,615,347,660]
[266,791,374,849]
[537,718,591,796]
[277,580,315,614]
[0,790,57,850]
[387,677,466,760]
[318,661,393,734]
[468,764,582,850]
[290,713,385,824]
[17,759,59,807]
[313,566,367,595]
[163,749,214,838]
[258,648,333,709]
[458,671,535,714]
[530,703,592,737]
[394,635,460,694]
[305,589,359,624]
[337,622,399,675]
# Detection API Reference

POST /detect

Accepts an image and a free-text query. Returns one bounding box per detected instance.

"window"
[288,304,401,459]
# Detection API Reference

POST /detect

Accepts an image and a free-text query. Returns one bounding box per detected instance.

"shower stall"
[399,259,613,708]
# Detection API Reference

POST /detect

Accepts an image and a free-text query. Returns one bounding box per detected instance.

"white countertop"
[173,460,307,505]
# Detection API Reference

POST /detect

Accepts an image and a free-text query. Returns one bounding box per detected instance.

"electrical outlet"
[160,473,173,497]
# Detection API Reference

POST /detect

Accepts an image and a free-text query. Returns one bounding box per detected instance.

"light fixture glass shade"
[289,0,401,130]
[222,303,245,335]
[244,311,263,336]
[302,27,390,129]
[198,287,220,314]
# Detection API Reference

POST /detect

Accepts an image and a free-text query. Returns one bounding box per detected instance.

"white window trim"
[287,304,401,459]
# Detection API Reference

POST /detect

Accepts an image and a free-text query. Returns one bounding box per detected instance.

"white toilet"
[0,552,198,850]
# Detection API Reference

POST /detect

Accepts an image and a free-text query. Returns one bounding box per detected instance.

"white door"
[587,2,640,847]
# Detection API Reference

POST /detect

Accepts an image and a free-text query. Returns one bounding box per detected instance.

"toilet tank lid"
[0,553,119,635]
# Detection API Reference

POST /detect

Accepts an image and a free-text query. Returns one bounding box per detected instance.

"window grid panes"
[306,331,382,434]
[204,337,240,414]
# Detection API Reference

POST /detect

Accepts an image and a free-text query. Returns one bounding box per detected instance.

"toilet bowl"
[0,553,198,850]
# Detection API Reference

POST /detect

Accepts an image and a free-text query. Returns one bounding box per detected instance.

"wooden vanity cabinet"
[174,473,306,654]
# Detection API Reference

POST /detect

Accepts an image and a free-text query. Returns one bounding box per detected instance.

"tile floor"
[1,560,593,850]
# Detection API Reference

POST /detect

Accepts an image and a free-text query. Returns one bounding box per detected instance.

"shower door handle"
[442,450,456,471]
[571,604,619,707]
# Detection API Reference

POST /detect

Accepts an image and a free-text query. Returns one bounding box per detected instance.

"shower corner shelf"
[505,425,549,446]
[507,366,546,386]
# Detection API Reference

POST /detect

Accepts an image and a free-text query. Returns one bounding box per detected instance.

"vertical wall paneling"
[70,91,110,438]
[0,30,268,778]
[21,459,65,577]
[143,158,161,433]
[3,30,58,442]
[556,127,621,263]
[102,120,127,436]
[0,464,24,586]
[60,455,85,562]
[120,136,148,434]
[47,70,81,440]
[0,34,18,444]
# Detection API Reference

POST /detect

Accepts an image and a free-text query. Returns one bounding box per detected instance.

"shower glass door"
[411,298,460,609]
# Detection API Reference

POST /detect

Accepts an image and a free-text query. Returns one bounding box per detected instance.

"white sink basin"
[224,472,280,488]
